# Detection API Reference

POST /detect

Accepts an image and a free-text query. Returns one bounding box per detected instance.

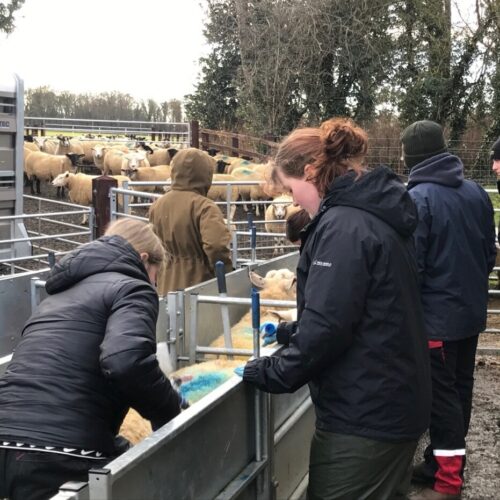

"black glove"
[276,321,298,346]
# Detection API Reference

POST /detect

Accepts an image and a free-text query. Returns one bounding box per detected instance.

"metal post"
[177,290,185,360]
[88,208,95,241]
[30,277,41,313]
[226,183,232,227]
[167,291,178,370]
[251,225,257,263]
[188,293,199,364]
[88,468,112,500]
[231,231,238,269]
[122,180,130,216]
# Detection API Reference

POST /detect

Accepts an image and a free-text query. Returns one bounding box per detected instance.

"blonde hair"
[274,117,368,196]
[104,218,165,265]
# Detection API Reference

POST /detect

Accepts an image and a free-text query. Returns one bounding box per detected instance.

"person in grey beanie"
[401,121,497,500]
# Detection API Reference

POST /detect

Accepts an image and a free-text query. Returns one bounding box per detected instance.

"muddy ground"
[6,186,500,498]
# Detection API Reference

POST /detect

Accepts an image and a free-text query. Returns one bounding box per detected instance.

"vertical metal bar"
[251,225,257,263]
[226,183,232,228]
[177,290,185,361]
[109,189,117,221]
[252,289,262,467]
[167,291,178,370]
[188,293,199,364]
[30,277,40,314]
[123,180,130,216]
[231,231,238,269]
[88,207,95,241]
[88,468,112,500]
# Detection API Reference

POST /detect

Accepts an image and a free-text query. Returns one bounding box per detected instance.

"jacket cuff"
[243,358,261,384]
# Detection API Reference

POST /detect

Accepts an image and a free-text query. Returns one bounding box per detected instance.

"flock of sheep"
[22,135,303,448]
[23,135,301,240]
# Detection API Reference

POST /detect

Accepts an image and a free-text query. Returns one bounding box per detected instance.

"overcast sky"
[0,0,476,104]
[0,0,208,103]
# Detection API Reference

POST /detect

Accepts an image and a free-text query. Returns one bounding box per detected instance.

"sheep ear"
[285,277,297,292]
[249,270,266,289]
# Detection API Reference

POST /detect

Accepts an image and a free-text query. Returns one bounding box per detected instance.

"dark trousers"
[307,430,418,500]
[420,335,479,495]
[0,449,109,500]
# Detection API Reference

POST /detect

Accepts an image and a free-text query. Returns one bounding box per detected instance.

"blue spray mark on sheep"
[179,372,231,403]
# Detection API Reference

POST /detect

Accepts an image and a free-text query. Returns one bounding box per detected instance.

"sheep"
[264,195,302,255]
[24,141,40,153]
[80,140,105,164]
[102,149,128,175]
[117,151,150,176]
[118,358,241,444]
[39,138,58,154]
[54,135,85,157]
[231,165,272,215]
[52,172,131,223]
[122,164,172,193]
[25,152,84,197]
[209,268,297,355]
[136,141,174,166]
[207,174,239,220]
[213,154,253,174]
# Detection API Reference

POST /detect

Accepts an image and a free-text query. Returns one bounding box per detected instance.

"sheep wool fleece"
[149,148,232,295]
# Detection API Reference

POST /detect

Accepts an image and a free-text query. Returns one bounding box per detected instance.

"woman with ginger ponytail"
[241,118,431,499]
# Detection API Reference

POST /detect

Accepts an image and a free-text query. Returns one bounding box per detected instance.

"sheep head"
[52,171,71,187]
[249,268,296,300]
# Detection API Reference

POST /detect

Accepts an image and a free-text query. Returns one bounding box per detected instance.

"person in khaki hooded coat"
[149,148,232,295]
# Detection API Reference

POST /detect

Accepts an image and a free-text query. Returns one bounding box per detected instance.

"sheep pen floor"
[6,188,500,498]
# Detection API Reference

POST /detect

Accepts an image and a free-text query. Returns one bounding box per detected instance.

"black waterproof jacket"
[408,153,496,341]
[244,166,431,442]
[0,236,180,454]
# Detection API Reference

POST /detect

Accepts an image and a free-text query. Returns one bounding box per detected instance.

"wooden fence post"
[231,135,239,157]
[190,120,199,148]
[92,176,118,239]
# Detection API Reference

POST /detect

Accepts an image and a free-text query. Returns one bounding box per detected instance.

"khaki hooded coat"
[149,148,232,295]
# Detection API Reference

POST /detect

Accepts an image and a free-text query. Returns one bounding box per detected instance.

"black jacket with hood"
[244,166,431,442]
[407,153,496,341]
[0,235,180,454]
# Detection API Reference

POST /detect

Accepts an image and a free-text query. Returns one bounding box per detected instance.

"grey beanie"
[401,120,447,169]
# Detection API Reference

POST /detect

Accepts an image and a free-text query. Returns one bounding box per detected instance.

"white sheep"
[231,165,271,215]
[39,138,58,155]
[118,152,150,176]
[207,174,239,220]
[24,141,40,153]
[102,149,128,175]
[80,140,105,164]
[25,152,84,197]
[54,135,85,157]
[123,164,172,193]
[210,268,297,355]
[52,172,131,223]
[264,195,302,255]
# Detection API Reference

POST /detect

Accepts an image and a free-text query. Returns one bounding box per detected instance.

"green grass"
[484,185,500,226]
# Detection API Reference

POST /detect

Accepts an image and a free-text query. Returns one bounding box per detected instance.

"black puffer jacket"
[244,166,431,442]
[0,235,180,454]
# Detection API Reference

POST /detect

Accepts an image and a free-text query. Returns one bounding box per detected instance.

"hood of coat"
[407,152,464,190]
[319,165,418,238]
[45,235,150,294]
[170,148,215,196]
